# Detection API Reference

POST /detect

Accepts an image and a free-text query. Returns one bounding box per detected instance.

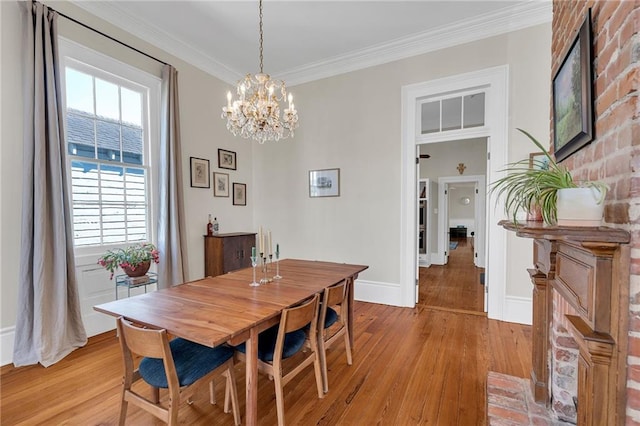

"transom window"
[419,91,485,135]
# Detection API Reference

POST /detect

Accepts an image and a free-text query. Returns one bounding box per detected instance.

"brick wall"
[552,0,639,423]
[551,288,579,423]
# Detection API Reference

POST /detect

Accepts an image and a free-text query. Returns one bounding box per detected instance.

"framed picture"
[552,8,593,162]
[218,149,237,170]
[213,172,229,197]
[309,168,340,197]
[233,183,246,206]
[190,157,210,188]
[529,152,550,170]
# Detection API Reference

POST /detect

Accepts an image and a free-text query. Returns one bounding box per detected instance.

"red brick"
[609,1,638,40]
[619,8,640,44]
[627,365,640,383]
[605,153,631,177]
[627,386,640,411]
[604,202,629,224]
[618,66,639,98]
[628,335,640,357]
[488,405,530,424]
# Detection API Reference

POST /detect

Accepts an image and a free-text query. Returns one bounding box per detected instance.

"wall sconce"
[457,163,466,175]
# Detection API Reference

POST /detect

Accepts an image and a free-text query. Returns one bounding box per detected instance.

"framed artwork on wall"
[190,157,210,188]
[309,168,340,197]
[529,152,550,170]
[213,172,229,197]
[233,183,246,206]
[218,149,237,170]
[552,8,593,162]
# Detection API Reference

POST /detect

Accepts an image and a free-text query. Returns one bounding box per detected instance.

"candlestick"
[268,231,272,256]
[274,249,281,280]
[249,256,259,286]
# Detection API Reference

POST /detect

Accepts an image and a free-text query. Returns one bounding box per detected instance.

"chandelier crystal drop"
[221,0,298,144]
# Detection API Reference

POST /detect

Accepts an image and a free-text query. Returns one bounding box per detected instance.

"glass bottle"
[207,214,213,236]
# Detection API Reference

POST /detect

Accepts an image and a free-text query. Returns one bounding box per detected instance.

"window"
[60,39,160,249]
[419,91,485,135]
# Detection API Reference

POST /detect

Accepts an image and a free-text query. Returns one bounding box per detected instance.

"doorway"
[400,65,509,320]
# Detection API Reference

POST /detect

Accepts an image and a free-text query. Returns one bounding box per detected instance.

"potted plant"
[491,128,608,225]
[97,242,160,279]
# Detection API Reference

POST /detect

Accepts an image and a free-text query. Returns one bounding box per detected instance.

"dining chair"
[317,279,352,393]
[116,317,241,426]
[235,293,324,426]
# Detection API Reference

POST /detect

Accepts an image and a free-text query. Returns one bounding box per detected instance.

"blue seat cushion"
[235,324,306,362]
[323,307,338,329]
[139,338,234,388]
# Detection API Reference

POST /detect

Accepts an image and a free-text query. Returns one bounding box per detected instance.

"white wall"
[0,1,551,365]
[419,138,487,180]
[253,24,551,304]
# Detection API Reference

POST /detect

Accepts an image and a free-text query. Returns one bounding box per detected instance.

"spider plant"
[490,128,607,224]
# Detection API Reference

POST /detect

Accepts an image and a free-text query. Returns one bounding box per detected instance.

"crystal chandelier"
[221,0,298,144]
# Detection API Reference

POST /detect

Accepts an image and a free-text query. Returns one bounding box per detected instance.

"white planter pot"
[556,187,605,226]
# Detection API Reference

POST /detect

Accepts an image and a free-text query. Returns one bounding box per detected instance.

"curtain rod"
[43,2,169,66]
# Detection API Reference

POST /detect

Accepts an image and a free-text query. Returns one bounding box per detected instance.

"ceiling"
[73,1,551,86]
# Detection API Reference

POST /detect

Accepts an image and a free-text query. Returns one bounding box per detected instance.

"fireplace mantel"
[500,220,630,425]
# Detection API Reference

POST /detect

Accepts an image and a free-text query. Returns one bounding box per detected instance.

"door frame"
[434,175,486,268]
[400,65,508,320]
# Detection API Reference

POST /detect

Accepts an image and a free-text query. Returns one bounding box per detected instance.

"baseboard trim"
[354,279,405,307]
[504,296,532,325]
[1,326,15,367]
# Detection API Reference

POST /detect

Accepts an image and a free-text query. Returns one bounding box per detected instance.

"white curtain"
[14,1,87,367]
[157,64,189,287]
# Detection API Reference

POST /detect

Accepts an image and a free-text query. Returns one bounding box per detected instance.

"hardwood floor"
[1,256,531,425]
[419,238,485,314]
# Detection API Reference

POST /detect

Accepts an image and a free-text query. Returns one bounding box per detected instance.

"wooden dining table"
[94,258,368,425]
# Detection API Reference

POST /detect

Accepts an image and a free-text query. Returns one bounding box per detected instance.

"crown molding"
[71,1,551,87]
[71,1,242,84]
[282,1,552,86]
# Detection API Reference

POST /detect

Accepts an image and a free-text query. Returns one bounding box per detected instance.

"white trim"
[504,296,533,325]
[72,1,551,86]
[1,326,15,366]
[401,65,509,319]
[354,279,403,307]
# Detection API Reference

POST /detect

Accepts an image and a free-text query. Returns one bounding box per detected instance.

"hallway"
[418,237,485,314]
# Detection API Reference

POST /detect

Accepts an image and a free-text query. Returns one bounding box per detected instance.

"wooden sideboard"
[500,220,630,425]
[204,232,256,277]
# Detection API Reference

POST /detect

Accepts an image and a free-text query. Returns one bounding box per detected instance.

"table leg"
[347,275,355,349]
[245,327,259,426]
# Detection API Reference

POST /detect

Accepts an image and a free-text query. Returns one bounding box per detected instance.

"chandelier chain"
[259,0,263,73]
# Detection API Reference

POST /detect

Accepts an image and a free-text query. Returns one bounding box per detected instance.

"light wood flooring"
[419,237,485,314]
[1,248,531,425]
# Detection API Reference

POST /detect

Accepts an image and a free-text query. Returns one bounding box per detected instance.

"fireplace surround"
[501,221,630,425]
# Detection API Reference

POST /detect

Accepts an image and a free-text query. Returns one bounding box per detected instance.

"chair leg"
[225,367,241,426]
[209,380,216,405]
[151,386,160,404]
[118,391,129,426]
[318,333,329,393]
[344,329,353,365]
[273,370,286,426]
[167,398,179,426]
[313,349,325,399]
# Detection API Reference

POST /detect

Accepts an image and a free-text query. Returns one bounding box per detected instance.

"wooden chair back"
[317,279,352,394]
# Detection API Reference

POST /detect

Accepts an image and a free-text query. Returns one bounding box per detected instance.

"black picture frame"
[218,149,237,170]
[552,8,593,162]
[213,172,229,197]
[189,157,210,188]
[233,183,246,206]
